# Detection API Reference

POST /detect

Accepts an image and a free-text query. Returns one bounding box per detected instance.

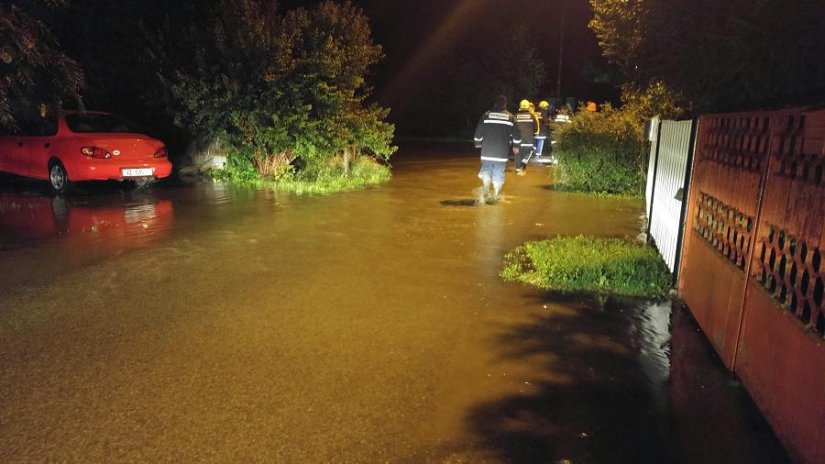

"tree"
[479,25,547,105]
[589,0,825,112]
[588,0,647,80]
[0,1,83,128]
[153,0,394,176]
[396,23,548,137]
[49,0,197,150]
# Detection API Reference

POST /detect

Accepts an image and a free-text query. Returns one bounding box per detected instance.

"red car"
[0,111,172,193]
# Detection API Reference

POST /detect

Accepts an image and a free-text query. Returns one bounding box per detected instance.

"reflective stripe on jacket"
[474,110,520,162]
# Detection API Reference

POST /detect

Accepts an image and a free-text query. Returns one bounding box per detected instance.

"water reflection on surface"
[0,146,789,463]
[0,191,174,250]
[456,296,788,464]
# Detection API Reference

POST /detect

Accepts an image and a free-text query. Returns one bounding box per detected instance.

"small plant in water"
[502,235,671,298]
[209,156,391,195]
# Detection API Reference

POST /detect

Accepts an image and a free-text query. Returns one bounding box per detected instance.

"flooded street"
[0,143,787,463]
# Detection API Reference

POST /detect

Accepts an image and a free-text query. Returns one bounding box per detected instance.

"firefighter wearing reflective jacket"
[473,95,521,204]
[534,100,551,158]
[515,99,538,174]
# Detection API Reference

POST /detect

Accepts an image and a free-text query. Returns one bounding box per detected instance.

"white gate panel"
[649,120,695,273]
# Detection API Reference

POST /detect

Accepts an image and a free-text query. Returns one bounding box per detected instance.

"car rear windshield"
[65,114,137,133]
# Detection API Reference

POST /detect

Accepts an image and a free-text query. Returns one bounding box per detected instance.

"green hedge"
[552,83,686,197]
[554,105,646,196]
[554,146,645,196]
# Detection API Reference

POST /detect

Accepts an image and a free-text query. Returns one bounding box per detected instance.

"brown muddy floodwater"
[0,142,789,463]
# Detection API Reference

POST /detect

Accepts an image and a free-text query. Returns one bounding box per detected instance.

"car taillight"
[153,147,168,159]
[80,146,112,159]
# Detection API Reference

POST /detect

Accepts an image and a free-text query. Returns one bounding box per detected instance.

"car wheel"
[49,161,73,195]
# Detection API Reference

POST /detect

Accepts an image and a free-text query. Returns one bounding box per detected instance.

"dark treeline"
[282,0,618,138]
[3,0,198,147]
[590,0,825,114]
[2,0,617,142]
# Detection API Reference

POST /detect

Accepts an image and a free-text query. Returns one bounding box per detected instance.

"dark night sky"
[280,0,614,111]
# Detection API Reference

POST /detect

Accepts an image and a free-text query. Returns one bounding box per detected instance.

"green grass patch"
[269,157,391,195]
[502,235,671,298]
[211,156,391,195]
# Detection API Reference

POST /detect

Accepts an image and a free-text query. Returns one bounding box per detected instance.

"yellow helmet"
[519,99,530,110]
[538,100,549,109]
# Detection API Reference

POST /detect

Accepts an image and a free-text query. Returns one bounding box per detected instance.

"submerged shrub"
[554,104,645,196]
[502,235,671,297]
[156,0,395,183]
[554,146,644,196]
[210,155,390,195]
[553,82,685,197]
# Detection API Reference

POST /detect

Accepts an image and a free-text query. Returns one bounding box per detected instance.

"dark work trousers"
[516,144,533,170]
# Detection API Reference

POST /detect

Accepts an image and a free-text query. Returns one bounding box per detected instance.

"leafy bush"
[502,235,672,298]
[282,156,391,194]
[554,82,685,196]
[211,155,390,195]
[554,103,645,196]
[209,146,263,183]
[623,82,686,119]
[154,0,395,180]
[554,151,644,196]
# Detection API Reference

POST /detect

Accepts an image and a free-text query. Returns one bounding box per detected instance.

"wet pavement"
[0,142,789,463]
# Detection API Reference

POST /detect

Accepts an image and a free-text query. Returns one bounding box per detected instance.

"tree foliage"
[619,81,687,125]
[396,23,548,137]
[588,0,647,80]
[0,1,83,128]
[589,0,825,112]
[478,25,547,106]
[154,0,394,176]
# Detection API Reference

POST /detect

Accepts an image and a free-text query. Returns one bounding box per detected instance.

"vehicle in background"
[0,111,172,194]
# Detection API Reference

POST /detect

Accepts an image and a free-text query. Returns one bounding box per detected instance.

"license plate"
[122,168,154,177]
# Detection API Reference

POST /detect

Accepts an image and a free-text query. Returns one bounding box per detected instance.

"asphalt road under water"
[0,143,789,463]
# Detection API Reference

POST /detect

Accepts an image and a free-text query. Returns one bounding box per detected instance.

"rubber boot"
[475,179,491,205]
[491,183,502,203]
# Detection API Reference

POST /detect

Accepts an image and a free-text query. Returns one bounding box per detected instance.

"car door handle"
[44,143,50,148]
[17,141,23,147]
